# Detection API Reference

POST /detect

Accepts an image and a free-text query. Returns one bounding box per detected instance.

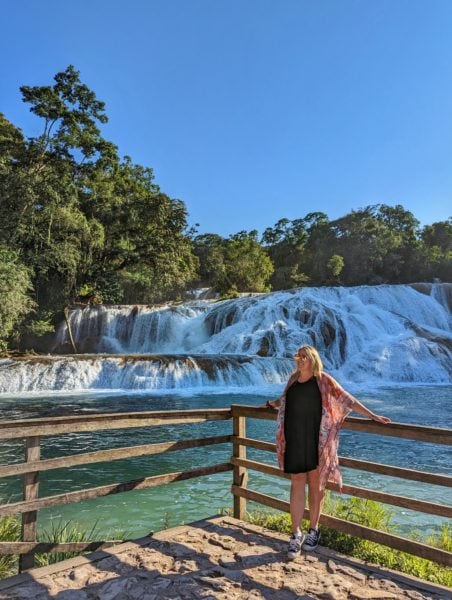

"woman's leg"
[306,467,325,529]
[290,472,307,534]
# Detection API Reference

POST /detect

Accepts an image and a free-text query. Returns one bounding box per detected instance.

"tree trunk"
[63,307,78,354]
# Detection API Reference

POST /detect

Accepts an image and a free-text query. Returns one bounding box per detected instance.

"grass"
[0,515,21,579]
[0,516,125,579]
[246,493,452,587]
[34,520,107,567]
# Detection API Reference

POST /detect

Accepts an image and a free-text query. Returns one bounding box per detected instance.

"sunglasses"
[294,354,310,361]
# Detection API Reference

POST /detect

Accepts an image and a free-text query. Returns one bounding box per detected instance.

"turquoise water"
[0,385,450,540]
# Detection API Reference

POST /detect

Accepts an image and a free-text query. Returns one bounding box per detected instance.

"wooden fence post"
[232,413,247,519]
[19,436,40,572]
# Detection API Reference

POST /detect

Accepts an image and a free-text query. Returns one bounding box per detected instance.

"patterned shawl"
[275,371,356,490]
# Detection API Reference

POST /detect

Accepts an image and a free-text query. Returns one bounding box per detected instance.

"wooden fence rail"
[0,404,450,575]
[0,409,232,440]
[230,405,452,568]
[0,408,232,571]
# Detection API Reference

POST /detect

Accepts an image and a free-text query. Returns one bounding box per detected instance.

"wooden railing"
[0,405,451,574]
[0,409,232,571]
[230,405,452,567]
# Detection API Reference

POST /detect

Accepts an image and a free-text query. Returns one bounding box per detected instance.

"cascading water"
[0,355,292,394]
[1,283,451,394]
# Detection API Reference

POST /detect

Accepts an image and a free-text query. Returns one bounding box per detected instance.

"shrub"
[247,494,452,587]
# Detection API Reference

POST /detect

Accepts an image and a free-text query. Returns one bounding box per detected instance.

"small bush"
[247,494,452,587]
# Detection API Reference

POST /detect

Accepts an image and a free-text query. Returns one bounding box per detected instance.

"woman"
[265,345,390,559]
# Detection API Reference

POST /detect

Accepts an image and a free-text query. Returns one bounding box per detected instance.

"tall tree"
[421,218,452,281]
[0,246,35,349]
[192,233,226,287]
[262,217,311,289]
[1,67,116,309]
[217,230,274,294]
[0,66,199,343]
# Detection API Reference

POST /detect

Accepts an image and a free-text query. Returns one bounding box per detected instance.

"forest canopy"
[0,66,450,350]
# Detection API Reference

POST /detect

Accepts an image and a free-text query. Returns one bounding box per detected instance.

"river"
[0,384,450,540]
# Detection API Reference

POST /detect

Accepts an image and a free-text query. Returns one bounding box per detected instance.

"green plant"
[0,515,21,579]
[246,494,452,587]
[35,519,107,566]
[35,520,127,567]
[0,514,125,579]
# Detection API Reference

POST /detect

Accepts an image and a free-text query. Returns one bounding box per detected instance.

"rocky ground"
[0,516,449,600]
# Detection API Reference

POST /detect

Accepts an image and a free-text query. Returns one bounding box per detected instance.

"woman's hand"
[371,414,391,424]
[260,400,277,409]
[351,398,390,424]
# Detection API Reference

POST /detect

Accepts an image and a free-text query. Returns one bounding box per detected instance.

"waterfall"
[1,284,451,393]
[0,355,292,394]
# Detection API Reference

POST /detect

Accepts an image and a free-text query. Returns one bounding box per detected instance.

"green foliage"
[77,272,123,305]
[0,515,124,578]
[219,285,241,300]
[0,245,35,348]
[218,231,274,294]
[192,233,226,286]
[428,523,452,553]
[247,495,452,587]
[194,230,274,294]
[34,520,103,566]
[24,316,55,338]
[326,254,345,283]
[0,515,21,578]
[262,217,312,290]
[20,64,116,167]
[420,218,452,281]
[422,218,452,252]
[0,67,198,347]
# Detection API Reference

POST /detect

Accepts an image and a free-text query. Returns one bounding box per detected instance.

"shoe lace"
[289,535,301,550]
[305,529,318,544]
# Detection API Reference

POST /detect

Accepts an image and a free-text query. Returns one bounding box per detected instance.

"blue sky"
[1,0,451,236]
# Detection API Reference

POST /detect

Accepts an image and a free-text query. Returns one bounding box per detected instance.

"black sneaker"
[302,528,320,551]
[287,533,304,559]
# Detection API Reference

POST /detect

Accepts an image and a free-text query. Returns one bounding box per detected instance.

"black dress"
[284,377,322,474]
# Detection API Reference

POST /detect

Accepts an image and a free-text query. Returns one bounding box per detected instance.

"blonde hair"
[295,345,323,377]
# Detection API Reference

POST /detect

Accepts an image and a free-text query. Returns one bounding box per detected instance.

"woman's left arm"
[351,398,391,424]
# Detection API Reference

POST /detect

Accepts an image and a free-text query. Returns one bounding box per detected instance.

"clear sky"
[1,0,451,236]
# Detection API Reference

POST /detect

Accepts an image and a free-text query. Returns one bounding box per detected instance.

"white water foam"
[1,284,451,394]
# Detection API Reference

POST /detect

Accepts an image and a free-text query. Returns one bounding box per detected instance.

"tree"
[216,231,274,294]
[20,64,117,169]
[192,233,226,286]
[421,218,452,281]
[0,246,35,349]
[0,68,116,310]
[262,217,311,290]
[325,208,390,284]
[326,255,345,283]
[375,204,422,281]
[421,219,452,253]
[302,206,423,285]
[84,158,198,303]
[1,67,199,319]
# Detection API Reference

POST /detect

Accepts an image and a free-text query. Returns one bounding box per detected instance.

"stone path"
[0,516,449,599]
